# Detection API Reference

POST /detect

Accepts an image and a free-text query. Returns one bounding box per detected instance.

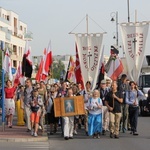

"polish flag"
[36,48,46,82]
[22,41,33,78]
[107,57,124,81]
[105,46,123,81]
[42,42,52,81]
[3,48,13,81]
[75,44,84,89]
[14,64,23,87]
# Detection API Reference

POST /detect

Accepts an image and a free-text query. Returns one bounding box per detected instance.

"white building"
[0,7,29,70]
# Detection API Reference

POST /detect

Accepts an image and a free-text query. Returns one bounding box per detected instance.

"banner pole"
[2,49,5,131]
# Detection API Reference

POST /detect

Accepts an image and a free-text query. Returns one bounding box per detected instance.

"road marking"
[21,142,49,149]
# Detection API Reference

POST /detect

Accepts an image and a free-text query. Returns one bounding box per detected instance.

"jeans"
[129,106,139,133]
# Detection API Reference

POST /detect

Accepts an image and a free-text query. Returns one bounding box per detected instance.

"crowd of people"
[4,74,150,140]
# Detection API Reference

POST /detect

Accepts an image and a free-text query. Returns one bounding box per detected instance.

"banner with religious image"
[120,22,149,82]
[75,34,103,90]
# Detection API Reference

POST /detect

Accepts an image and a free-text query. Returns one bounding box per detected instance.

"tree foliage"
[52,60,65,80]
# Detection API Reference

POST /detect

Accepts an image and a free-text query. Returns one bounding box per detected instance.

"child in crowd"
[30,89,44,137]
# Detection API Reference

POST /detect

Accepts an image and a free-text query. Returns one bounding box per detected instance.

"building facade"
[0,7,28,70]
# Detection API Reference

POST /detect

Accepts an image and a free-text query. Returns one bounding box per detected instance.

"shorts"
[30,112,40,123]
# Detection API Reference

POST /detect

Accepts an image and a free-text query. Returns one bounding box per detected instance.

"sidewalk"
[0,115,48,142]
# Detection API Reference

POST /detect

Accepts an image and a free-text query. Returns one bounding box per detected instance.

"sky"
[0,0,150,57]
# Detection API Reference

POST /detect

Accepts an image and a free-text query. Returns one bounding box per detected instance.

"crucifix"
[132,38,137,80]
[87,51,92,69]
[133,38,137,53]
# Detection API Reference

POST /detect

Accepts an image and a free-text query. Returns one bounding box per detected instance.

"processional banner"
[75,34,103,90]
[120,22,149,82]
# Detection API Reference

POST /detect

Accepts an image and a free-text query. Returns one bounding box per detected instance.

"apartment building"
[0,7,29,70]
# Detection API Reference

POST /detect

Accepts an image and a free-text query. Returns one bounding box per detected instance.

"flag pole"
[1,46,5,131]
[86,14,90,82]
[112,57,115,109]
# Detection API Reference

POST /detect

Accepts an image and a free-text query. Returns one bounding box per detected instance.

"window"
[7,15,9,21]
[13,45,17,55]
[20,26,22,31]
[13,60,17,68]
[144,75,150,87]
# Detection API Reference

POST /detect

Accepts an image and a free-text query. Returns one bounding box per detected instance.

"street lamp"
[127,0,130,22]
[110,12,119,47]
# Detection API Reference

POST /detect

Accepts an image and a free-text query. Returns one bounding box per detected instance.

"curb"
[0,136,48,142]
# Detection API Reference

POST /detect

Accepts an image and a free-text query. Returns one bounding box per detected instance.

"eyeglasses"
[51,91,54,93]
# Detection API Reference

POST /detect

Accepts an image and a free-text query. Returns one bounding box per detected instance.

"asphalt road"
[0,116,150,150]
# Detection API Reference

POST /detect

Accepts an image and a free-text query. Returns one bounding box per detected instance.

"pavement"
[0,114,48,142]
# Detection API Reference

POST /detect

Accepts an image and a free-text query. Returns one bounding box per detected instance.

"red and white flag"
[105,46,124,81]
[42,41,52,81]
[22,41,33,78]
[35,48,46,82]
[3,48,13,81]
[107,57,123,81]
[75,44,84,89]
[14,64,23,86]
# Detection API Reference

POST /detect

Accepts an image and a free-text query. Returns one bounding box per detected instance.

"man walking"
[23,79,33,132]
[105,81,123,139]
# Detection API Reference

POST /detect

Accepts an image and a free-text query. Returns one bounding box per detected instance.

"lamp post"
[110,11,119,47]
[127,0,130,22]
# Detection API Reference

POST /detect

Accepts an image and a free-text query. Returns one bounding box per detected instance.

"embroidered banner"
[75,34,103,90]
[120,22,149,82]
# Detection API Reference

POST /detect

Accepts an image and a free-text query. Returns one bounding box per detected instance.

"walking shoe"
[97,134,100,139]
[130,131,133,134]
[74,130,78,135]
[93,134,97,139]
[69,137,73,139]
[114,135,119,139]
[85,131,89,136]
[128,127,131,131]
[34,132,38,137]
[122,128,126,133]
[26,129,31,132]
[31,130,34,136]
[133,132,139,136]
[110,132,114,138]
[38,125,42,130]
[102,130,106,135]
[64,136,69,140]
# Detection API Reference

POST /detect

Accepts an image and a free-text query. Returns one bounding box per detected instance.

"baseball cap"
[101,80,106,84]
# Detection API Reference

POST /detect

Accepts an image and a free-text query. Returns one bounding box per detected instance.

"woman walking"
[87,90,103,139]
[125,81,144,135]
[4,80,16,128]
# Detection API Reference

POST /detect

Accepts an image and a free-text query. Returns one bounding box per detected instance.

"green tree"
[52,60,65,80]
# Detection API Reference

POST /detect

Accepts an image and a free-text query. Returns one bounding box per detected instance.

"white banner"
[120,22,149,82]
[75,34,103,90]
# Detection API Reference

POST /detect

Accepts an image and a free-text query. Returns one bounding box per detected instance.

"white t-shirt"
[87,97,103,115]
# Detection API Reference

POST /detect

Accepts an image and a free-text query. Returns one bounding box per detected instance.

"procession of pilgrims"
[3,44,147,140]
[4,72,147,139]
